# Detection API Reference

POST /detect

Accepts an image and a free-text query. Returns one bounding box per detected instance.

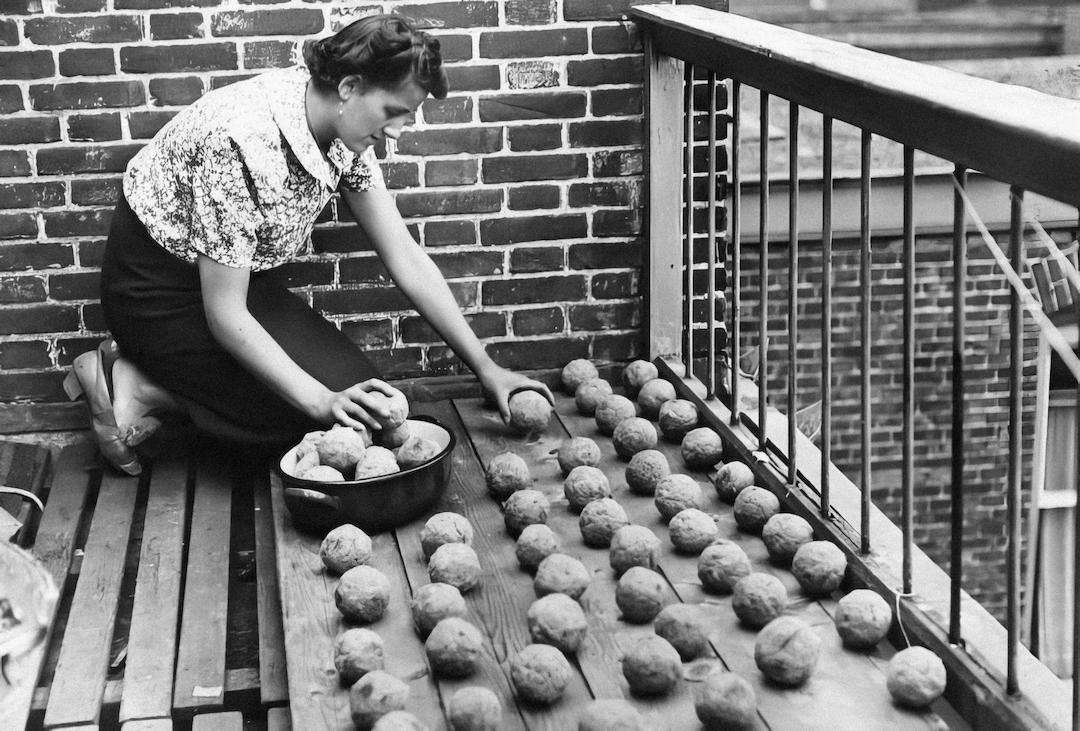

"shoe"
[63,340,162,476]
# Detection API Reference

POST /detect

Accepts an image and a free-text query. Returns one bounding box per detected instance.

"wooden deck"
[10,392,970,730]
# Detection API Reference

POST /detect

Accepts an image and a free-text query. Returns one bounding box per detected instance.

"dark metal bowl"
[275,415,455,535]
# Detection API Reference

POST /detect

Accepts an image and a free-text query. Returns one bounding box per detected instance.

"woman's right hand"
[318,378,403,432]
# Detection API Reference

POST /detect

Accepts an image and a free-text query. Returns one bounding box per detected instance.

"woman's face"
[336,75,428,153]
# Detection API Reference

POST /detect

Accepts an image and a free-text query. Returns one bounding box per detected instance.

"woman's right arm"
[197,254,390,431]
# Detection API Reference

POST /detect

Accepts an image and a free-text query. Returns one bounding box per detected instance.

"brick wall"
[0,0,726,429]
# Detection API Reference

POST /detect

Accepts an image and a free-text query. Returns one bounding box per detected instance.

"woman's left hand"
[478,366,555,423]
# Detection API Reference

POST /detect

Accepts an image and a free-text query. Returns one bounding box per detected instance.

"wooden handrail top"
[631,3,1080,207]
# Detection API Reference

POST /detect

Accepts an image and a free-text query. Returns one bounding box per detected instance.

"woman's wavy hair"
[303,14,448,99]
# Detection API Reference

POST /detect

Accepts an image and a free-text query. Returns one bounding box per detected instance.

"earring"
[338,101,344,118]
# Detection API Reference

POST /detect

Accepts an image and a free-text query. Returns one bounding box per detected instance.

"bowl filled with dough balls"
[621,634,682,695]
[510,643,573,705]
[277,415,456,534]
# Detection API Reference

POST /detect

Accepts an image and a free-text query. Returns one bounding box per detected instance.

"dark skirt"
[100,193,381,446]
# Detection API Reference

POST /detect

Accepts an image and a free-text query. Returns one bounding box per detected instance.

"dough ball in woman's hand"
[508,390,552,434]
[637,378,676,419]
[577,699,647,731]
[622,359,659,400]
[486,451,532,501]
[835,589,893,649]
[578,497,629,548]
[349,670,409,731]
[595,395,637,435]
[621,635,681,695]
[425,616,484,678]
[318,424,369,473]
[761,513,814,565]
[371,711,428,731]
[367,389,409,430]
[556,436,602,476]
[563,465,612,512]
[754,616,821,687]
[448,686,502,731]
[681,427,725,470]
[575,378,613,416]
[609,524,661,576]
[320,523,372,574]
[612,417,658,460]
[378,421,411,449]
[658,399,699,442]
[516,523,561,572]
[410,582,468,639]
[668,508,720,554]
[396,435,441,469]
[534,553,590,600]
[354,446,401,479]
[698,540,752,594]
[654,474,704,521]
[615,566,668,623]
[886,646,946,708]
[791,540,847,596]
[509,643,572,705]
[334,627,385,685]
[335,565,391,623]
[694,670,757,730]
[561,358,600,394]
[503,489,550,537]
[428,543,482,593]
[731,573,787,629]
[654,603,709,661]
[625,449,670,496]
[527,592,588,654]
[420,512,474,559]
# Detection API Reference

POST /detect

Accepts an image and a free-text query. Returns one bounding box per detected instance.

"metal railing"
[634,4,1080,729]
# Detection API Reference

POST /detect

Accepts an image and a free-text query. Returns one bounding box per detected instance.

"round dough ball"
[625,449,670,496]
[654,603,709,661]
[668,508,720,554]
[886,646,947,708]
[563,465,612,513]
[354,446,401,479]
[694,670,757,730]
[397,435,441,469]
[510,643,572,705]
[516,523,561,572]
[303,464,346,482]
[621,634,681,695]
[557,436,602,477]
[654,474,705,521]
[486,452,532,501]
[754,616,821,687]
[612,417,659,460]
[349,670,409,731]
[425,616,484,678]
[335,627,385,685]
[609,524,662,576]
[534,553,590,600]
[835,589,893,649]
[420,512,474,560]
[410,582,468,639]
[622,360,659,400]
[575,378,613,416]
[791,541,847,596]
[296,429,324,460]
[371,711,427,731]
[681,427,725,471]
[320,524,373,574]
[579,497,629,548]
[508,390,553,434]
[733,486,780,534]
[658,399,699,442]
[318,424,368,473]
[503,489,550,538]
[335,565,391,624]
[698,540,752,594]
[448,686,502,731]
[428,542,483,593]
[731,573,787,629]
[616,566,668,623]
[366,390,410,430]
[379,421,411,449]
[293,448,321,477]
[595,395,638,435]
[527,592,588,654]
[761,513,813,565]
[562,358,600,394]
[637,378,677,419]
[711,461,755,503]
[577,698,647,730]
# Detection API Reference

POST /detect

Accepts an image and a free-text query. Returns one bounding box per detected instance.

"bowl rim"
[274,414,456,487]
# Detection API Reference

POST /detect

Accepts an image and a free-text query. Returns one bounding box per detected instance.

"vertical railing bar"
[758,90,770,452]
[684,66,696,380]
[860,129,873,554]
[1074,303,1080,729]
[821,115,833,518]
[787,103,799,487]
[1006,186,1024,696]
[730,80,742,425]
[706,71,718,397]
[902,145,915,595]
[949,165,968,646]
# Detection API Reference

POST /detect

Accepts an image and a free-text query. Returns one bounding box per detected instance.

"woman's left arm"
[341,187,553,420]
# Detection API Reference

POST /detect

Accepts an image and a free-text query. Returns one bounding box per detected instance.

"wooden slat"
[119,459,190,724]
[252,472,288,705]
[191,710,243,731]
[122,720,173,731]
[43,470,140,728]
[173,451,232,712]
[267,706,291,731]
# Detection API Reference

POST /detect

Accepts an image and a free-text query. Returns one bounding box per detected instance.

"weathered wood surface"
[253,471,289,705]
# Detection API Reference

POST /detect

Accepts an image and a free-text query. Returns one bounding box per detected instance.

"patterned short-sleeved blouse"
[123,66,384,271]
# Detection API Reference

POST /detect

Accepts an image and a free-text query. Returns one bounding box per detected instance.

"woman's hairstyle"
[303,14,448,99]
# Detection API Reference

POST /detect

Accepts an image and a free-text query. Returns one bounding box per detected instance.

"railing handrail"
[631,3,1080,207]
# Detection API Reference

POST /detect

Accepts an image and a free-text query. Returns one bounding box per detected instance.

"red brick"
[445,65,501,92]
[339,318,395,350]
[591,271,638,299]
[0,242,73,271]
[508,185,560,211]
[482,153,586,183]
[312,224,373,254]
[260,260,335,288]
[593,209,642,237]
[339,255,390,285]
[0,116,60,145]
[58,0,107,9]
[30,81,145,110]
[397,127,502,156]
[424,220,476,247]
[71,178,122,206]
[0,277,46,304]
[49,271,100,300]
[567,57,642,87]
[315,287,411,315]
[480,213,586,245]
[591,332,642,361]
[58,48,116,77]
[479,28,587,58]
[381,162,419,189]
[0,1,36,13]
[25,16,143,45]
[211,9,322,36]
[569,241,641,270]
[429,250,504,279]
[563,0,669,20]
[67,113,123,141]
[397,2,498,28]
[507,61,559,89]
[508,125,562,152]
[431,34,472,62]
[507,0,556,24]
[510,245,563,273]
[592,88,641,116]
[568,180,640,208]
[0,20,17,46]
[0,182,65,209]
[570,301,640,331]
[77,239,106,267]
[245,40,295,69]
[129,110,176,138]
[0,304,80,335]
[485,337,588,370]
[0,51,54,80]
[116,0,217,8]
[401,311,505,343]
[482,274,586,306]
[149,76,204,106]
[0,372,69,401]
[37,144,143,174]
[422,97,473,124]
[0,341,51,370]
[360,346,426,379]
[121,43,237,73]
[479,92,585,121]
[210,73,257,90]
[150,12,204,40]
[396,189,502,218]
[592,23,642,54]
[512,306,564,335]
[592,149,642,176]
[425,159,478,187]
[44,209,112,237]
[0,214,37,240]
